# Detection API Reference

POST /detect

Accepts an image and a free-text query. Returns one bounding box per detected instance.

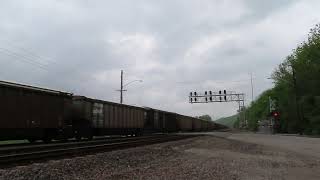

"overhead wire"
[0,38,58,65]
[176,78,256,85]
[0,48,49,71]
[0,39,110,96]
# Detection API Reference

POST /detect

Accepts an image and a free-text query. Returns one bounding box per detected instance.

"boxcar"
[0,81,73,142]
[71,96,145,139]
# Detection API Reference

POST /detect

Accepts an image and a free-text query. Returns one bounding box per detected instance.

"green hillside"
[215,115,238,128]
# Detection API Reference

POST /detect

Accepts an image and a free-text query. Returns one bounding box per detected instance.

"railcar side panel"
[192,118,202,131]
[72,96,145,136]
[0,81,72,141]
[176,115,193,131]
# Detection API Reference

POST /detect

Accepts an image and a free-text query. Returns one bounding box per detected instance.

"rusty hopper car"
[0,81,73,142]
[207,121,214,131]
[71,96,145,139]
[200,119,209,131]
[176,114,193,132]
[144,107,166,133]
[192,117,202,131]
[144,107,178,133]
[164,112,178,132]
[213,122,228,130]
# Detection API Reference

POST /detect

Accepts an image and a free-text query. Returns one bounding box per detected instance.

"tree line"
[235,24,320,135]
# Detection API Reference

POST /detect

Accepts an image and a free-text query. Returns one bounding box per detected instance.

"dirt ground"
[0,134,320,180]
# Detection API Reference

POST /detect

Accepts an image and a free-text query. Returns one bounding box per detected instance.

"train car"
[176,114,193,132]
[71,96,145,139]
[213,122,228,130]
[208,121,216,131]
[0,80,230,143]
[0,81,73,142]
[144,107,178,133]
[165,112,178,132]
[144,107,166,133]
[199,119,207,131]
[192,117,202,131]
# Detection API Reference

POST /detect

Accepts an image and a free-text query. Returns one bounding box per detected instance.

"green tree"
[198,115,212,121]
[240,24,320,135]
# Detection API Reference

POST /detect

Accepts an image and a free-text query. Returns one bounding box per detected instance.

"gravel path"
[0,135,319,180]
[229,133,320,159]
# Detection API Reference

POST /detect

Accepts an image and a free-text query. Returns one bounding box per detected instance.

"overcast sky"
[1,0,319,119]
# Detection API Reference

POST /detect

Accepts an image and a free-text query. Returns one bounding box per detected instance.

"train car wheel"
[28,139,36,143]
[87,135,93,140]
[86,131,93,140]
[75,133,82,141]
[43,137,52,143]
[42,129,53,143]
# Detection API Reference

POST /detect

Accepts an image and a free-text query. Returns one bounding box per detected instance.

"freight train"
[0,80,227,143]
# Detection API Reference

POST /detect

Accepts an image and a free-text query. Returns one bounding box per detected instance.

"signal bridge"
[189,90,244,104]
[189,90,246,128]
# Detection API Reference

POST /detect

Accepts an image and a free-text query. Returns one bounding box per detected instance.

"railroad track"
[0,134,198,166]
[0,134,162,154]
[0,135,146,148]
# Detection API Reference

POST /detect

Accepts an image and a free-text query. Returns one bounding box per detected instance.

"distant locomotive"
[0,80,227,143]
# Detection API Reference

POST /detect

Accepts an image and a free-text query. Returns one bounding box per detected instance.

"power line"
[0,48,48,71]
[0,47,49,67]
[0,38,57,65]
[176,78,256,85]
[251,72,254,102]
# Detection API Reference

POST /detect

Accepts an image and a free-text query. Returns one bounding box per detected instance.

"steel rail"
[0,134,198,166]
[0,134,168,155]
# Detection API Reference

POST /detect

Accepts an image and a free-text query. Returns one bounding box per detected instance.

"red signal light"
[272,111,280,118]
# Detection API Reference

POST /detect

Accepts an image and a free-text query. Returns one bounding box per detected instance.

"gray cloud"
[0,0,319,119]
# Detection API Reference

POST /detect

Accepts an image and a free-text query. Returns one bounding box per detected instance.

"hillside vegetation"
[215,115,238,127]
[236,24,320,135]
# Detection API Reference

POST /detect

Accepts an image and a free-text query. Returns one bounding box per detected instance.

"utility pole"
[292,66,303,134]
[250,72,254,102]
[120,70,123,104]
[117,70,142,104]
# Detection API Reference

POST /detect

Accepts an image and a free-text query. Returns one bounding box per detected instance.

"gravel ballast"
[0,135,320,180]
